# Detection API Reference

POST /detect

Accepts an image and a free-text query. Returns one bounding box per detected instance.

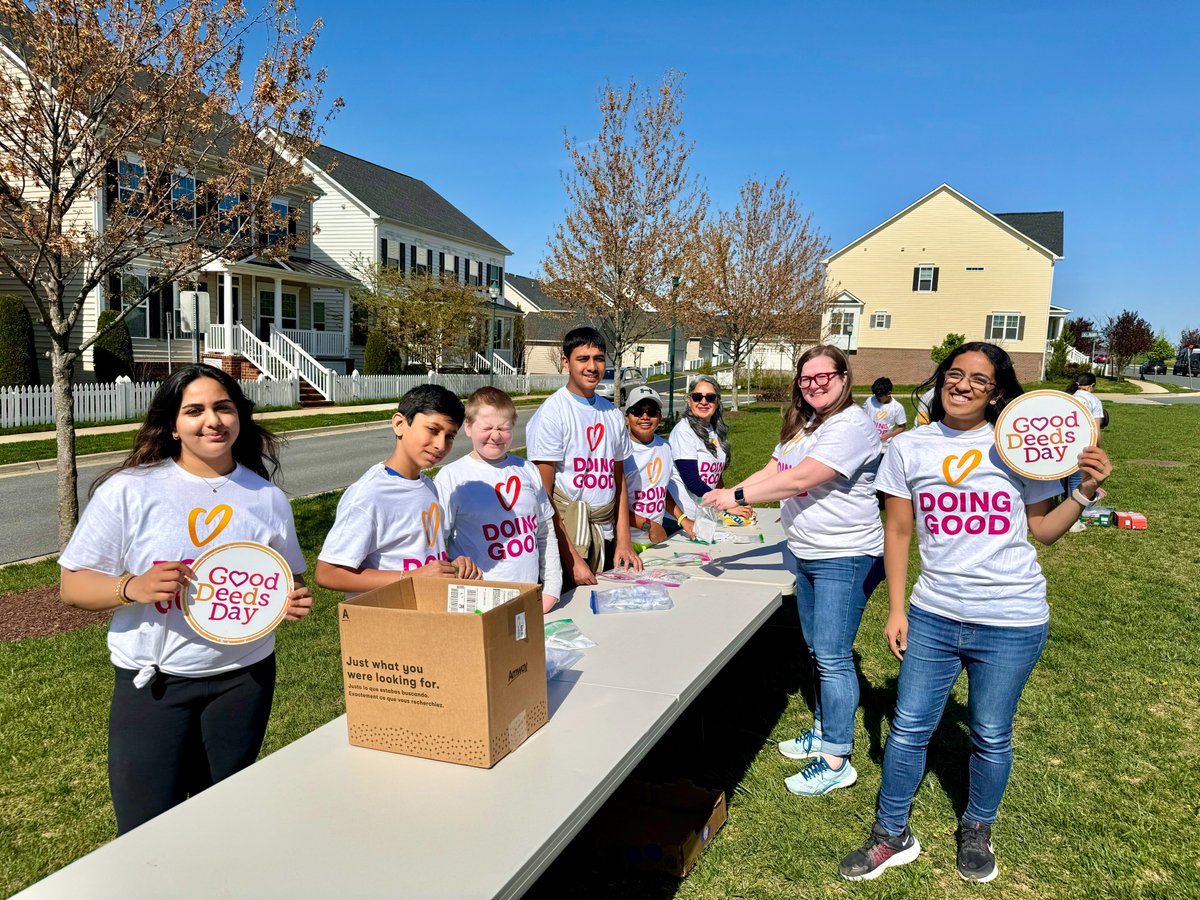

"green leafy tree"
[1148,335,1174,362]
[931,333,965,365]
[0,294,41,386]
[512,315,526,372]
[1063,317,1095,347]
[93,309,134,382]
[363,330,396,376]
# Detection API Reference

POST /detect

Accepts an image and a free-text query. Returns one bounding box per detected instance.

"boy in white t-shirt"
[863,377,907,450]
[526,326,641,588]
[316,385,480,597]
[435,387,562,612]
[622,385,693,544]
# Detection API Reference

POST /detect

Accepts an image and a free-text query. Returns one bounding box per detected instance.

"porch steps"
[298,378,333,408]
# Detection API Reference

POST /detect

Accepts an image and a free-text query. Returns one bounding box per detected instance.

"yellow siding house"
[823,184,1065,385]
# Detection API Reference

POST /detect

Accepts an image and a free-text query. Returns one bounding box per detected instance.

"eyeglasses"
[628,404,661,418]
[797,372,842,388]
[944,369,996,391]
[689,392,718,404]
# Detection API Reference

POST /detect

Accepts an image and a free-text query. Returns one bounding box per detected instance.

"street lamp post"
[668,275,680,423]
[487,279,500,386]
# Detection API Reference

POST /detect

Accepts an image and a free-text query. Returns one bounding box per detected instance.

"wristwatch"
[734,487,746,506]
[1071,487,1106,507]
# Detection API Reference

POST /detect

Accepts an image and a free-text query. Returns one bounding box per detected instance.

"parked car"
[1093,353,1110,365]
[595,366,646,406]
[1174,348,1200,377]
[1139,357,1167,376]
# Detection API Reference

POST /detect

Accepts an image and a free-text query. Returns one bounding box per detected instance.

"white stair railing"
[490,353,516,376]
[236,324,295,381]
[474,352,492,373]
[270,328,337,401]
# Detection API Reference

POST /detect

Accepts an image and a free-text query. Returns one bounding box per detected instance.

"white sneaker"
[777,728,822,760]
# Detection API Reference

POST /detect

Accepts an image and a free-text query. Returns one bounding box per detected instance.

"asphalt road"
[0,407,535,565]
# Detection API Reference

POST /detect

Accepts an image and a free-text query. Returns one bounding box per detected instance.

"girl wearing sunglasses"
[669,377,751,522]
[703,345,884,797]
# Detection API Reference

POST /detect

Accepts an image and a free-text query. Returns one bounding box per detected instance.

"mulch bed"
[0,586,111,641]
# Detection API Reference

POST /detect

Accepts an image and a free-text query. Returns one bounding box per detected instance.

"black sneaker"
[957,819,998,883]
[839,821,921,881]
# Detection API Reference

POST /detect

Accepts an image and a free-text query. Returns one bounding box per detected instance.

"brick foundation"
[201,355,262,380]
[847,348,1044,387]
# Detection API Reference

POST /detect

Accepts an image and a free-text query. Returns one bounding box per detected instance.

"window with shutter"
[987,312,1023,342]
[916,265,936,292]
[871,311,891,329]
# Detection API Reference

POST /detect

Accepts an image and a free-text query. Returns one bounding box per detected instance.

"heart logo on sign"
[942,450,982,486]
[647,457,663,486]
[188,505,232,548]
[1030,416,1049,431]
[586,422,604,452]
[227,570,249,587]
[421,503,442,547]
[495,476,521,511]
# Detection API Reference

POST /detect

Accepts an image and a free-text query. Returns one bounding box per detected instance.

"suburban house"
[822,184,1067,384]
[505,272,700,375]
[304,144,518,373]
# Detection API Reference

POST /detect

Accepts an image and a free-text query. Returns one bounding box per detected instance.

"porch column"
[222,270,234,353]
[274,277,283,334]
[342,288,351,359]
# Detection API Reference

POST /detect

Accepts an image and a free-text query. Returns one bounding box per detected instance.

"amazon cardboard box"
[338,578,547,768]
[587,780,728,878]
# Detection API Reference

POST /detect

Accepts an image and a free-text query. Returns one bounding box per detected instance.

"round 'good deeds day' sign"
[994,390,1098,481]
[184,541,293,644]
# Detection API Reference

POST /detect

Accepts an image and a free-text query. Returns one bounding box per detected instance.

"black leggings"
[108,654,276,835]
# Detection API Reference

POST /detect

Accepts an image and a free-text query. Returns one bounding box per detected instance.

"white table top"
[638,514,795,593]
[16,680,677,900]
[550,577,781,706]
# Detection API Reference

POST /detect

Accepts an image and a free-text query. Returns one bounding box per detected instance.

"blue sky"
[295,0,1197,341]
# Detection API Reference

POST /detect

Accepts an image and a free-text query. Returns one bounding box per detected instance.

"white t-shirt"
[525,387,633,540]
[876,422,1063,627]
[669,420,727,518]
[863,396,908,448]
[318,464,449,597]
[625,435,676,526]
[434,454,562,598]
[59,461,306,677]
[1073,389,1104,424]
[916,388,935,425]
[772,405,884,560]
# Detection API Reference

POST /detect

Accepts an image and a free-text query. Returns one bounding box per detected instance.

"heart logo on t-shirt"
[942,450,982,486]
[187,505,232,548]
[495,475,521,511]
[647,457,663,486]
[586,422,605,452]
[421,503,442,548]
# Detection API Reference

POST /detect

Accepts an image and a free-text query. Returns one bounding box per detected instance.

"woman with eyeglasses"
[703,345,884,797]
[837,342,1111,884]
[668,377,751,522]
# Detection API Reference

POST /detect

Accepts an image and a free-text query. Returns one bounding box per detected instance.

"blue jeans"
[876,607,1048,834]
[793,553,885,757]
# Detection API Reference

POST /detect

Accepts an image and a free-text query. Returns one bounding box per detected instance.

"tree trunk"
[730,355,741,412]
[612,349,623,407]
[51,341,80,549]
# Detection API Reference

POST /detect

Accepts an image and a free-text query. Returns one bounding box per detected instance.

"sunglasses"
[628,404,661,418]
[689,392,718,404]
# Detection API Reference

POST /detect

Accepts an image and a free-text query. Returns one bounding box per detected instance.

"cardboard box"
[338,578,547,768]
[1079,506,1115,527]
[1115,511,1148,530]
[587,781,727,877]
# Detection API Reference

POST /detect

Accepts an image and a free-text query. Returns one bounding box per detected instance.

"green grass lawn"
[2,404,1199,897]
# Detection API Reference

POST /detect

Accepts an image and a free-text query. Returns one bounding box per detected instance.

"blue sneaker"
[785,757,858,796]
[777,728,822,760]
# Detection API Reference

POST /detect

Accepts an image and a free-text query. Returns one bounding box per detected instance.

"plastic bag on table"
[590,583,674,614]
[597,567,690,587]
[545,647,584,679]
[544,618,598,650]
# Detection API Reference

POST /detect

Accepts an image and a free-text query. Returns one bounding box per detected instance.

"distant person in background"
[669,377,752,521]
[863,377,907,450]
[1064,373,1105,532]
[622,386,694,543]
[914,387,935,426]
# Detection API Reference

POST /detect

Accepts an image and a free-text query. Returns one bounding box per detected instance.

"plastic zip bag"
[544,618,598,650]
[590,583,674,614]
[545,647,584,679]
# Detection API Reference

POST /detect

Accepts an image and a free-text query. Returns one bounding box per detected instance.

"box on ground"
[1115,511,1148,530]
[1079,506,1115,527]
[338,578,547,768]
[586,780,727,877]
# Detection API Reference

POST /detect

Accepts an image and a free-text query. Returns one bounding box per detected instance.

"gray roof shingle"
[309,144,510,255]
[994,212,1064,258]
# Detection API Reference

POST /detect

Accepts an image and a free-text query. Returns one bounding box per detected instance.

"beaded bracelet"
[115,573,136,606]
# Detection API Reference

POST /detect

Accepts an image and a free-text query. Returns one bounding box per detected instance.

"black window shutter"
[107,273,122,311]
[438,252,445,276]
[912,267,920,291]
[1017,316,1026,341]
[147,278,161,339]
[885,314,892,329]
[462,256,470,284]
[410,244,417,271]
[486,263,493,288]
[984,315,993,340]
[104,160,118,213]
[380,237,387,263]
[931,267,939,291]
[497,267,503,292]
[398,242,406,272]
[453,255,460,282]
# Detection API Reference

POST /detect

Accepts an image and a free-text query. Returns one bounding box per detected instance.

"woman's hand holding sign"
[284,583,313,622]
[127,561,195,605]
[1076,446,1112,499]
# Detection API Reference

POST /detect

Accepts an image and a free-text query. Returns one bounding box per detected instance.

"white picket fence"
[0,378,299,428]
[335,372,567,403]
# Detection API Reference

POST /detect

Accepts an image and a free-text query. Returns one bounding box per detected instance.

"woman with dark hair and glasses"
[704,345,884,797]
[838,342,1112,884]
[668,376,751,521]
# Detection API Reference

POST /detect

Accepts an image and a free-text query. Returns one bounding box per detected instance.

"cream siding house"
[823,184,1065,384]
[305,145,515,372]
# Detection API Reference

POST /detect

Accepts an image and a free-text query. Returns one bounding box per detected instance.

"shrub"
[1063,362,1092,379]
[1045,337,1070,380]
[363,330,390,375]
[931,333,966,365]
[93,309,134,382]
[755,372,793,402]
[0,294,40,386]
